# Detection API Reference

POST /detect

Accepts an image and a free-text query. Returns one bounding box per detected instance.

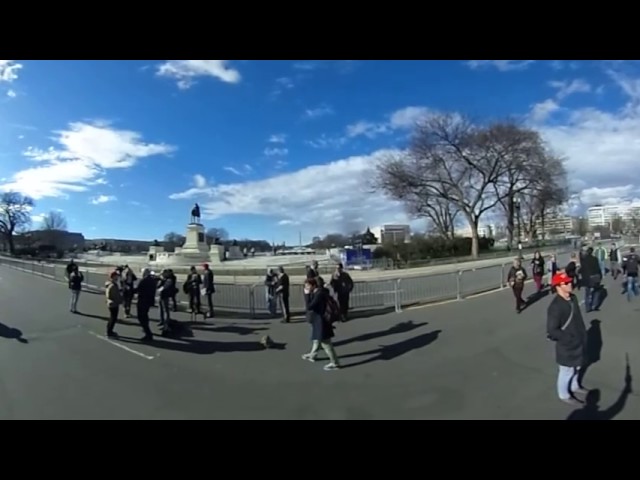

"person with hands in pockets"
[546,271,589,406]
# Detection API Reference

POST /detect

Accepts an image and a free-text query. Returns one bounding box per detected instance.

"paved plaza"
[0,264,638,420]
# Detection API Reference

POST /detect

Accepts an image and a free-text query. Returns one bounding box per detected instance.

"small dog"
[260,335,274,349]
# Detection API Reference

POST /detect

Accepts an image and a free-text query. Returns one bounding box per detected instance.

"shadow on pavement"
[189,324,269,336]
[522,289,550,312]
[119,335,286,355]
[340,330,442,369]
[579,319,604,387]
[334,321,428,347]
[0,323,29,344]
[76,312,140,327]
[568,361,633,420]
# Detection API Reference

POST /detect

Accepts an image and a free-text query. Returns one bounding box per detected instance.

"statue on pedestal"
[190,203,201,224]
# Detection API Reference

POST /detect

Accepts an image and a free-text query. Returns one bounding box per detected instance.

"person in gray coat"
[546,271,588,406]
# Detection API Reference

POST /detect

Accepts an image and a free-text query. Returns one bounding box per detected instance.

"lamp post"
[514,197,522,258]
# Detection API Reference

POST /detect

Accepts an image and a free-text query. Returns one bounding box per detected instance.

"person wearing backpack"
[301,278,341,371]
[623,247,639,301]
[546,272,588,406]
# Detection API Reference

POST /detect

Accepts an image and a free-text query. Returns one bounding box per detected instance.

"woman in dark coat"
[301,278,341,371]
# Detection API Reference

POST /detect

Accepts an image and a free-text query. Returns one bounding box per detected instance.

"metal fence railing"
[0,245,629,320]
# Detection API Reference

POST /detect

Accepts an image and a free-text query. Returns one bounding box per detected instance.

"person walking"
[580,247,602,312]
[507,258,528,313]
[546,271,588,406]
[301,278,341,371]
[623,247,639,301]
[330,263,354,321]
[609,243,622,280]
[531,251,545,292]
[276,266,291,323]
[202,263,215,318]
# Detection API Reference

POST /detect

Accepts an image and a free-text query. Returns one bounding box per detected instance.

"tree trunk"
[540,208,546,242]
[506,195,515,249]
[469,219,480,259]
[7,233,15,255]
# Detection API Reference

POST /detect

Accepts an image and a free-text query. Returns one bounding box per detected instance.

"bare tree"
[205,227,229,245]
[375,114,525,258]
[0,192,34,255]
[490,122,550,248]
[41,211,68,231]
[163,231,186,249]
[529,154,569,241]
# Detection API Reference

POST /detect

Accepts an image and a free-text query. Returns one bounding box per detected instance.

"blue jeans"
[69,290,80,312]
[557,365,581,400]
[626,276,639,301]
[584,286,600,311]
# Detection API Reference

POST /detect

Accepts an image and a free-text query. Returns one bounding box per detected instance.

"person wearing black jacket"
[547,271,588,406]
[202,263,215,318]
[580,247,602,312]
[330,263,354,321]
[185,266,203,314]
[134,268,155,341]
[68,264,84,313]
[168,269,178,311]
[276,266,290,323]
[301,278,340,371]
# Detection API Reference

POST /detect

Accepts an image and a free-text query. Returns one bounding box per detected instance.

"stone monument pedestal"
[180,223,210,262]
[228,245,243,260]
[209,244,224,263]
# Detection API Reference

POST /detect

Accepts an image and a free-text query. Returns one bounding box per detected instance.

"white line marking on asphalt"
[87,331,156,360]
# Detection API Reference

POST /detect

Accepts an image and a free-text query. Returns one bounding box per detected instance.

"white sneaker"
[301,353,316,362]
[323,363,340,371]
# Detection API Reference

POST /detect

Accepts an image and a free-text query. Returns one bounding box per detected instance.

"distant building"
[457,224,494,238]
[14,230,85,251]
[370,224,411,244]
[535,214,578,237]
[587,204,640,228]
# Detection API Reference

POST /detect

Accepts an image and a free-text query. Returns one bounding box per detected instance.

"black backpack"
[626,254,639,275]
[323,295,342,324]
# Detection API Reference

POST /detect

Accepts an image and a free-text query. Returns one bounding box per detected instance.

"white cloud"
[6,89,16,98]
[0,60,22,83]
[578,185,640,207]
[156,60,241,89]
[168,149,414,234]
[169,174,213,200]
[530,99,560,123]
[224,165,253,176]
[466,60,535,72]
[0,121,175,199]
[268,134,287,144]
[548,79,591,99]
[264,147,288,157]
[346,106,432,140]
[30,213,45,224]
[270,77,295,98]
[529,79,591,123]
[293,62,320,71]
[193,174,207,188]
[304,104,334,119]
[305,134,347,150]
[90,195,116,205]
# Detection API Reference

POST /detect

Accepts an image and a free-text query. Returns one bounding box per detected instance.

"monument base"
[228,245,244,260]
[181,223,209,256]
[209,244,225,264]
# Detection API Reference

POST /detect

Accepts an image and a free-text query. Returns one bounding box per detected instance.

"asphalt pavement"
[1,264,639,420]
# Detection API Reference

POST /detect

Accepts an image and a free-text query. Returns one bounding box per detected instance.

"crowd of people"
[64,258,354,371]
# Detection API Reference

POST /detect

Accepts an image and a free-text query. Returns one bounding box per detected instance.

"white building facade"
[587,205,640,228]
[370,224,411,244]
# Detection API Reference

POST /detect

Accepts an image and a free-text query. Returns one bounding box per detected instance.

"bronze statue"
[190,203,201,224]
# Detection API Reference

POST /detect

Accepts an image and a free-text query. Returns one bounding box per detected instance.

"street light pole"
[514,197,522,258]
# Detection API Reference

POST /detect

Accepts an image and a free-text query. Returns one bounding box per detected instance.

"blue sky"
[2,59,640,244]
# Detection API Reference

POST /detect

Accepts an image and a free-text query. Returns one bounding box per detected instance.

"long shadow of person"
[341,330,442,369]
[568,359,633,420]
[579,320,603,387]
[521,289,550,311]
[333,321,428,347]
[0,323,29,344]
[592,286,608,311]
